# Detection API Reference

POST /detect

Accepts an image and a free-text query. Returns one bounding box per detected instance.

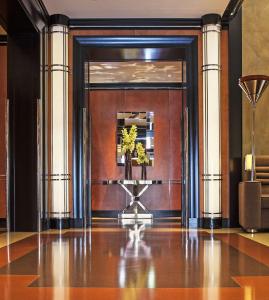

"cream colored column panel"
[202,15,222,228]
[49,22,69,219]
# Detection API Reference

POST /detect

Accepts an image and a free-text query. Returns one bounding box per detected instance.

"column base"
[49,218,70,229]
[202,217,222,229]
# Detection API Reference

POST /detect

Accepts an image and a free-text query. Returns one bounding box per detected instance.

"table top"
[103,180,162,185]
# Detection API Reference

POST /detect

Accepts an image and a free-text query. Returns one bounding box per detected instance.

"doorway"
[73,36,199,227]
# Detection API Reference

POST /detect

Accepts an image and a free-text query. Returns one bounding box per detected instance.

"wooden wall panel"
[89,89,183,211]
[0,45,7,219]
[89,90,125,210]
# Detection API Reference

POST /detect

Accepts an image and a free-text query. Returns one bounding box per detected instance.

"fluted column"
[49,14,70,229]
[202,14,222,229]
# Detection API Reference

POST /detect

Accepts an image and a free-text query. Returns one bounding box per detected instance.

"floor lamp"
[239,75,269,181]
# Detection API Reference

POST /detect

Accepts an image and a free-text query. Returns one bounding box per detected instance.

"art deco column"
[202,14,222,228]
[49,15,70,229]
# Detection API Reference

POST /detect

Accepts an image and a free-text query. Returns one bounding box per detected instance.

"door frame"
[72,35,199,227]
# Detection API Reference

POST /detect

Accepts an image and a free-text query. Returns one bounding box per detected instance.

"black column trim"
[49,14,69,27]
[202,14,221,26]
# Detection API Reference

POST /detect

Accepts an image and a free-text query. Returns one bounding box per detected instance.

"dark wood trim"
[87,83,187,90]
[69,18,202,30]
[18,0,49,31]
[222,0,244,25]
[8,18,40,231]
[228,9,242,227]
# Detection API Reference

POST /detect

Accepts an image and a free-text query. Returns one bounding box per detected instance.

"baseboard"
[201,217,222,229]
[92,210,181,218]
[69,218,91,228]
[41,218,50,231]
[47,215,230,229]
[49,218,70,229]
[153,210,181,218]
[222,218,230,228]
[0,218,6,228]
[188,218,201,228]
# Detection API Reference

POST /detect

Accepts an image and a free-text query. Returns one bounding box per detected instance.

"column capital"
[49,14,70,27]
[202,14,221,26]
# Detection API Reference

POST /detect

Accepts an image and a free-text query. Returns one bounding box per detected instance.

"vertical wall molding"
[202,14,222,228]
[49,14,70,229]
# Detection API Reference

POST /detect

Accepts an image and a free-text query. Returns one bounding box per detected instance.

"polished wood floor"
[1,220,269,299]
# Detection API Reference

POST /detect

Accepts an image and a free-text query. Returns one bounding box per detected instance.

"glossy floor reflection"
[1,220,269,299]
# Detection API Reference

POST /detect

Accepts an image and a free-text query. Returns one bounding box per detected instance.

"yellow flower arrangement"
[136,142,149,165]
[121,124,137,154]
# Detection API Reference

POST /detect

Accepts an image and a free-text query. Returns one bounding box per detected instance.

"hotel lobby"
[1,0,269,299]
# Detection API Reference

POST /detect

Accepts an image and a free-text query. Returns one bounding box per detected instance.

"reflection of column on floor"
[203,237,221,300]
[52,238,70,298]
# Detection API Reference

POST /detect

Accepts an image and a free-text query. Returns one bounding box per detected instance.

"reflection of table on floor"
[103,180,162,219]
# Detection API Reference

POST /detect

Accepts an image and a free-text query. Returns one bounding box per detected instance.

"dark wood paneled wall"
[89,90,183,211]
[8,31,39,231]
[0,0,46,231]
[0,44,7,219]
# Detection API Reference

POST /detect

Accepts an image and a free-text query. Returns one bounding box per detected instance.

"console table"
[103,180,162,220]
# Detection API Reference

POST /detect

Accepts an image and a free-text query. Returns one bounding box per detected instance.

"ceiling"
[42,0,230,19]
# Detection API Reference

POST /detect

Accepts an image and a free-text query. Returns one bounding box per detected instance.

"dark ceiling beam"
[69,18,202,29]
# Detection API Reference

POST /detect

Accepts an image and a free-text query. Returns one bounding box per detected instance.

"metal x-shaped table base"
[118,183,153,219]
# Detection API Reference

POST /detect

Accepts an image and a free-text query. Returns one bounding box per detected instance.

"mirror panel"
[117,112,154,166]
[88,61,186,84]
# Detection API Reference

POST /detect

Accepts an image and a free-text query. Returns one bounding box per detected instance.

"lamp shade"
[239,75,269,105]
